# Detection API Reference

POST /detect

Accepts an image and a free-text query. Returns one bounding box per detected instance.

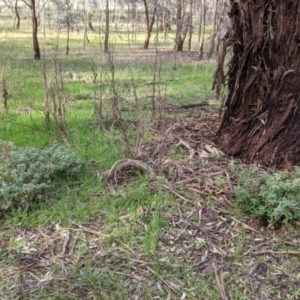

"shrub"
[0,140,85,213]
[229,161,300,225]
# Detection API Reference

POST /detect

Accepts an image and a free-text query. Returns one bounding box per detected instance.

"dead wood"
[2,78,8,113]
[215,1,300,169]
[101,158,156,182]
[172,100,220,109]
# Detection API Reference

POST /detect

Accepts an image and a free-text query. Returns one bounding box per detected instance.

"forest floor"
[0,39,300,299]
[2,107,300,300]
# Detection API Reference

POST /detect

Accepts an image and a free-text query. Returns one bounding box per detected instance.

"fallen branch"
[173,100,220,109]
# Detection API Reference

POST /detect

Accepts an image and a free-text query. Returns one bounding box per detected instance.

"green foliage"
[0,140,85,214]
[230,161,300,224]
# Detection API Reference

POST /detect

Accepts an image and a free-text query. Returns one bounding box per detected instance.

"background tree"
[160,0,171,43]
[3,0,20,28]
[175,0,191,51]
[23,0,41,60]
[142,0,158,49]
[207,0,218,59]
[65,0,71,54]
[104,0,109,53]
[14,0,20,29]
[198,0,206,59]
[216,0,300,169]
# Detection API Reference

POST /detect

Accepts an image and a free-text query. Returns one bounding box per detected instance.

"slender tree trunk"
[216,0,300,169]
[187,0,193,52]
[82,0,90,49]
[125,1,130,47]
[104,0,109,53]
[198,0,202,42]
[14,0,20,29]
[207,0,218,59]
[175,0,183,51]
[143,0,157,49]
[30,0,41,60]
[66,0,70,55]
[175,0,190,51]
[88,13,94,31]
[41,0,46,37]
[198,0,206,59]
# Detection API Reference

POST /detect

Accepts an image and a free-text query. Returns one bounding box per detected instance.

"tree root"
[101,158,156,181]
[100,159,156,195]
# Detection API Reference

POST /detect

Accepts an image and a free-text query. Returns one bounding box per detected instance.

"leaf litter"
[1,110,300,299]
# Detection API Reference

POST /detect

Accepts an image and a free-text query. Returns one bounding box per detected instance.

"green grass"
[1,17,210,297]
[2,14,299,300]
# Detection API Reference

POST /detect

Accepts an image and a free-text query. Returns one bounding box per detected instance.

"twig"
[213,261,228,300]
[188,186,208,196]
[163,184,199,206]
[60,232,70,256]
[70,221,109,237]
[230,216,259,233]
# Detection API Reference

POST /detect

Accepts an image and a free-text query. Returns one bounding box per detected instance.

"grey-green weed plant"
[0,140,85,214]
[229,161,300,225]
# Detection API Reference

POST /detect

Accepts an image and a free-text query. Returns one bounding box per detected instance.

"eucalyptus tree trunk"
[175,0,190,51]
[216,0,300,169]
[175,0,183,51]
[66,0,70,55]
[25,0,41,60]
[104,0,109,53]
[187,0,193,52]
[142,0,158,49]
[207,0,218,58]
[88,14,94,31]
[14,0,20,29]
[198,0,206,59]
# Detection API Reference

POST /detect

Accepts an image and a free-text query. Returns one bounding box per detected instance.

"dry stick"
[188,186,208,196]
[60,232,70,256]
[172,100,220,109]
[91,68,98,83]
[163,184,199,206]
[42,59,50,127]
[130,70,145,157]
[213,261,228,300]
[145,265,180,295]
[230,216,259,233]
[117,249,180,295]
[118,240,138,259]
[70,221,109,237]
[2,78,8,113]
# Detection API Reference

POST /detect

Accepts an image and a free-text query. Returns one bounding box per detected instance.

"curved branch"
[101,159,156,182]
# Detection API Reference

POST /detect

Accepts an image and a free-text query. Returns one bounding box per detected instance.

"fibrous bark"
[216,0,300,169]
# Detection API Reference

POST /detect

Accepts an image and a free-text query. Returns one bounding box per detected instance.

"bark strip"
[216,0,300,169]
